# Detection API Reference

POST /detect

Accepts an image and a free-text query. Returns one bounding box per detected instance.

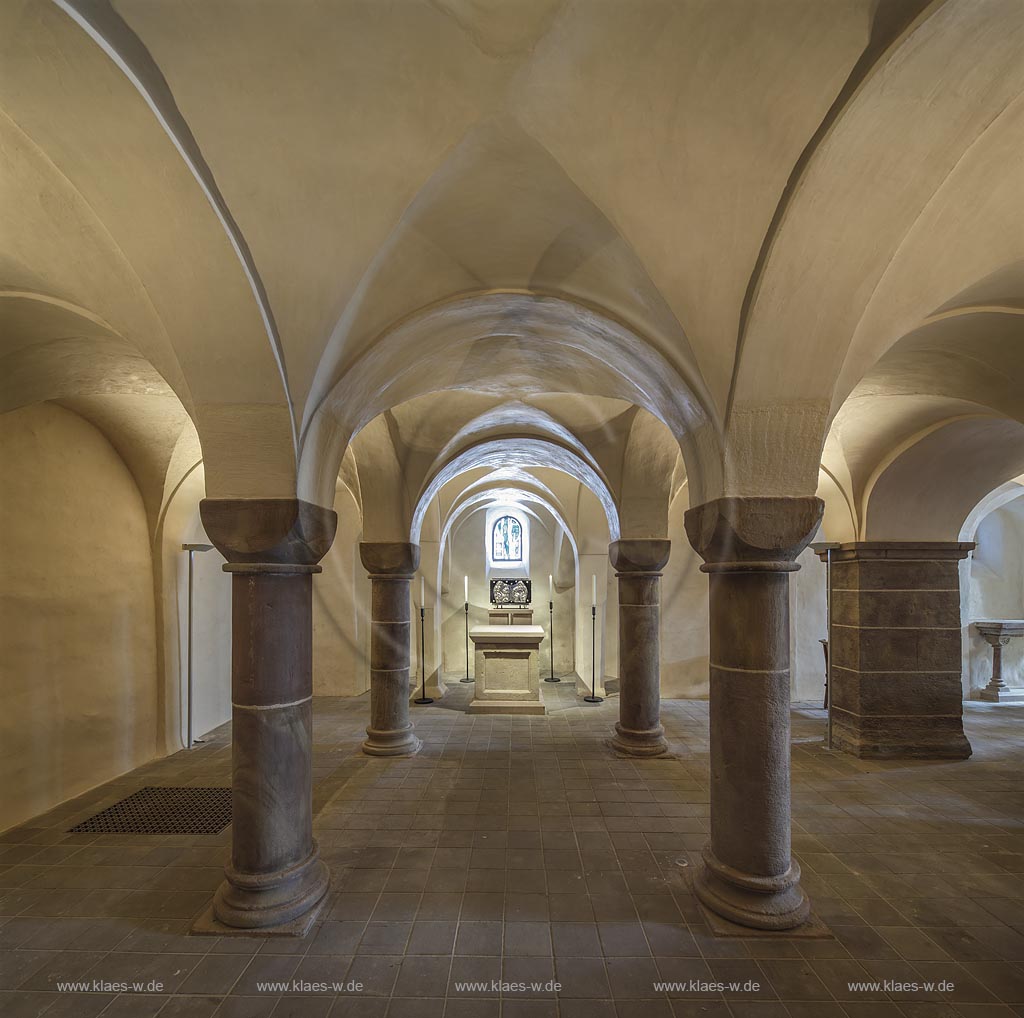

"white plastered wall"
[791,539,829,703]
[313,483,369,697]
[660,492,709,697]
[159,470,371,747]
[159,466,232,753]
[659,491,828,701]
[0,403,158,830]
[962,498,1024,696]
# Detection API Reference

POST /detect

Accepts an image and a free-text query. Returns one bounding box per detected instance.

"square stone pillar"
[820,542,974,759]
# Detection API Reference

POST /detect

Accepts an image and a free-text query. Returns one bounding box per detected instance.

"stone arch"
[424,469,587,696]
[733,0,1024,496]
[299,290,721,511]
[411,437,620,545]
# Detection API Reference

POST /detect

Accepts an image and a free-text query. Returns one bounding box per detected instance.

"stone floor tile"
[216,991,280,1015]
[553,955,610,998]
[392,954,452,997]
[231,954,300,995]
[443,1000,499,1018]
[446,954,501,994]
[604,956,662,998]
[386,997,446,1018]
[160,995,223,1018]
[0,990,55,1018]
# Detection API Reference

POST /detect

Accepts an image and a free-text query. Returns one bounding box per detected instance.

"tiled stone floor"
[2,682,1024,1018]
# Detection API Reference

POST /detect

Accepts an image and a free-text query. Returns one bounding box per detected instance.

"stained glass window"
[492,515,523,562]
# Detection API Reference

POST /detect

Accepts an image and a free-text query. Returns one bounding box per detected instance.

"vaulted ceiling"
[3,0,1023,537]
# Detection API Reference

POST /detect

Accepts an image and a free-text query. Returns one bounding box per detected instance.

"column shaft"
[361,543,422,756]
[706,568,794,879]
[218,565,327,928]
[991,642,1005,690]
[609,539,670,756]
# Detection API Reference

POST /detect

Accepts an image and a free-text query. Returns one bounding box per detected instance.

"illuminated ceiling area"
[1,0,1020,536]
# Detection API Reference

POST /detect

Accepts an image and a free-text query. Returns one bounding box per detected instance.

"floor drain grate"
[68,786,232,835]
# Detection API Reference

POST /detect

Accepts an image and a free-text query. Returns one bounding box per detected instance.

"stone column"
[608,539,671,756]
[196,498,336,936]
[685,496,821,931]
[818,543,974,757]
[360,542,422,757]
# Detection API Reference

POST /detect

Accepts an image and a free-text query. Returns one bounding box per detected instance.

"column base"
[832,708,973,759]
[362,724,422,756]
[693,847,810,931]
[609,722,668,756]
[411,677,447,701]
[980,686,1024,702]
[468,699,546,716]
[194,846,330,936]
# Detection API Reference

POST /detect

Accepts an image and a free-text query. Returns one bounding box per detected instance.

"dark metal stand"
[545,599,560,682]
[461,600,473,682]
[825,545,833,748]
[811,541,839,750]
[584,604,602,703]
[819,639,829,710]
[414,605,433,704]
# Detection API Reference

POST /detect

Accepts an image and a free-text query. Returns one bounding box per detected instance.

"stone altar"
[468,625,546,715]
[975,620,1024,702]
[487,608,533,625]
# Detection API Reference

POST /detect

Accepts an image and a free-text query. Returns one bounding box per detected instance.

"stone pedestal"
[360,543,422,756]
[818,543,973,759]
[685,496,821,931]
[976,620,1024,702]
[488,609,534,625]
[194,498,335,936]
[608,539,671,756]
[468,625,546,715]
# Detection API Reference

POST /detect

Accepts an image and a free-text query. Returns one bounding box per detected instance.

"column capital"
[684,496,822,573]
[359,541,420,578]
[815,541,974,563]
[975,620,1024,647]
[608,539,671,575]
[200,498,336,573]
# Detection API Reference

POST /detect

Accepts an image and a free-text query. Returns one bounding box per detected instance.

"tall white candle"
[591,574,597,606]
[421,576,425,607]
[464,575,468,602]
[548,574,553,603]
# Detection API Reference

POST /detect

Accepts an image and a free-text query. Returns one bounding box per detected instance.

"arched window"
[492,515,523,563]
